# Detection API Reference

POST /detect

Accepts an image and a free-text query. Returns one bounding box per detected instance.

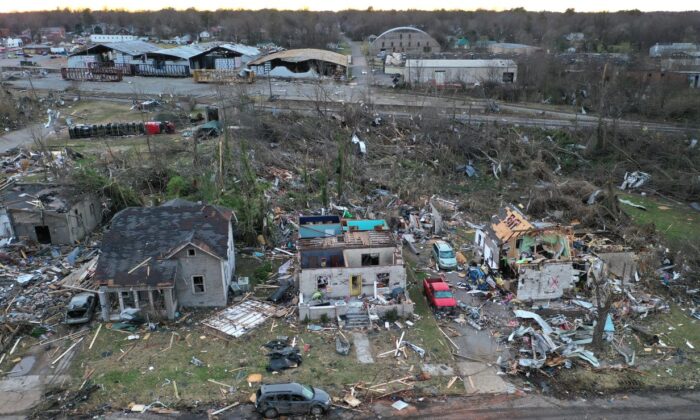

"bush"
[383,308,399,323]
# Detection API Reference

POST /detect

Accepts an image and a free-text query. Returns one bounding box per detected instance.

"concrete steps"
[344,312,370,329]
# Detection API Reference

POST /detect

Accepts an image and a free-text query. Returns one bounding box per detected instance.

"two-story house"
[296,215,413,321]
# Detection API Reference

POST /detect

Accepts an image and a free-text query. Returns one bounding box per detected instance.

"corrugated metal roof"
[219,43,260,57]
[248,48,348,67]
[406,59,516,68]
[149,45,210,60]
[101,40,160,56]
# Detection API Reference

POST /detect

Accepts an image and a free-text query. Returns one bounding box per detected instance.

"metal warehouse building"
[399,59,517,86]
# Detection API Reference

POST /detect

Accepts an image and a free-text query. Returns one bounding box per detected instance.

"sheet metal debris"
[203,300,277,338]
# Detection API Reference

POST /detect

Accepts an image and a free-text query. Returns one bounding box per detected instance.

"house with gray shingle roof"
[95,200,235,320]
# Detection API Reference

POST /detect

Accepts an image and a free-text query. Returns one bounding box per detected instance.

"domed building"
[369,26,441,57]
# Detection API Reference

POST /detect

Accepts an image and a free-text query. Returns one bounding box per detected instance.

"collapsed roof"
[248,48,348,68]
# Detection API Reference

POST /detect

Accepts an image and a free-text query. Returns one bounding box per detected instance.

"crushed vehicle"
[64,292,97,325]
[432,240,457,270]
[254,382,331,418]
[423,276,457,311]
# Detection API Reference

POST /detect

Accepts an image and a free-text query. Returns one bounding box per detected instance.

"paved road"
[0,123,53,153]
[99,390,700,419]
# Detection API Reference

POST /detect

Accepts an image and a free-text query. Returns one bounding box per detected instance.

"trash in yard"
[343,390,361,407]
[336,334,351,356]
[620,171,651,190]
[352,133,367,155]
[190,356,205,367]
[619,198,647,210]
[392,400,409,410]
[403,341,426,358]
[266,345,302,372]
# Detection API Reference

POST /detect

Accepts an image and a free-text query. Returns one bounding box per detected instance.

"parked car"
[254,382,331,418]
[432,240,457,270]
[65,292,97,325]
[423,276,457,311]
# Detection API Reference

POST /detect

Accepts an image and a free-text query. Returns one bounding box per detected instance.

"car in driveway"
[254,382,331,418]
[65,292,97,325]
[432,240,457,270]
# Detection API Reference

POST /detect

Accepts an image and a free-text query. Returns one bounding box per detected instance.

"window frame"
[192,275,206,294]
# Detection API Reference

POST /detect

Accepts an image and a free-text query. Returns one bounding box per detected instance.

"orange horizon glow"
[0,1,698,14]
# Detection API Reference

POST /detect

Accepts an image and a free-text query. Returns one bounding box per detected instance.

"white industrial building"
[388,59,517,86]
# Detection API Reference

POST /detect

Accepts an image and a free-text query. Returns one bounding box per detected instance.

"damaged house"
[248,48,348,79]
[474,205,578,300]
[94,200,235,320]
[297,215,413,321]
[0,182,102,245]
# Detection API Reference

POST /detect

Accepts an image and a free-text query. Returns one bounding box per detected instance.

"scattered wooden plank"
[395,331,405,357]
[211,402,239,415]
[173,381,180,400]
[9,337,22,355]
[447,376,459,389]
[88,324,102,350]
[438,326,459,350]
[52,337,84,365]
[208,379,233,388]
[117,343,136,361]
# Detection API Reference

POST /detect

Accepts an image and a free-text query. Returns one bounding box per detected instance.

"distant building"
[488,42,542,56]
[389,59,517,86]
[649,43,700,58]
[23,44,51,55]
[455,37,470,49]
[89,34,138,43]
[565,32,585,42]
[370,26,441,57]
[39,26,65,43]
[3,38,22,48]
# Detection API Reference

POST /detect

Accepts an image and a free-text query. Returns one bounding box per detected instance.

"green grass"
[619,193,700,246]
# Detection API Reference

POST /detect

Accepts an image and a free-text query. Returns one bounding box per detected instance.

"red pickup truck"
[423,276,457,310]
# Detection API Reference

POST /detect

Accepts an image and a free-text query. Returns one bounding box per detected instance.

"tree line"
[1,8,699,53]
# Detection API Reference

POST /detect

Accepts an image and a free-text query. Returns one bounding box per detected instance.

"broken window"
[192,275,205,294]
[376,272,390,288]
[317,275,329,289]
[502,72,514,83]
[188,248,196,257]
[320,257,327,268]
[361,253,380,266]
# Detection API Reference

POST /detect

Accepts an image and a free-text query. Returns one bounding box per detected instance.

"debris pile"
[0,241,99,323]
[264,337,303,372]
